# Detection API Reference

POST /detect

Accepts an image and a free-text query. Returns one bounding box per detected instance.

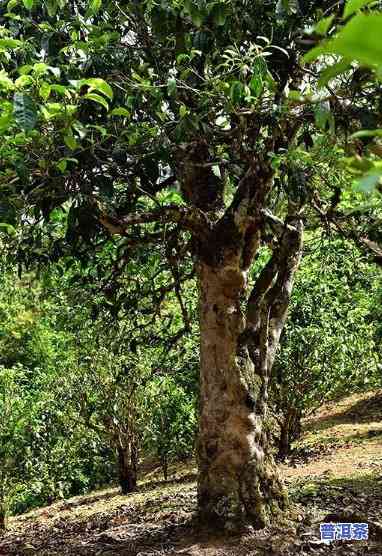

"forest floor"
[1,389,382,556]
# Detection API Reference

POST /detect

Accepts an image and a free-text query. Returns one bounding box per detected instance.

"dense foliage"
[0,267,110,523]
[0,259,198,524]
[272,237,381,457]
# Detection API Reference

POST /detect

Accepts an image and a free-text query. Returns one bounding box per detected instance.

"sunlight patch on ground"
[281,389,382,480]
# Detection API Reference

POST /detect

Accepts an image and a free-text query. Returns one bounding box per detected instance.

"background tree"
[40,237,198,493]
[272,236,381,459]
[143,375,197,481]
[0,263,116,527]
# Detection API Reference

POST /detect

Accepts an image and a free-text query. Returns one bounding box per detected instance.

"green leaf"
[351,128,382,138]
[56,157,77,172]
[343,0,375,19]
[177,53,190,64]
[167,77,177,96]
[41,104,59,120]
[212,165,221,178]
[88,0,102,15]
[189,6,205,27]
[0,103,13,133]
[161,189,183,204]
[13,93,37,131]
[0,71,14,91]
[83,93,109,110]
[229,81,244,104]
[303,44,327,63]
[110,107,130,117]
[56,159,67,172]
[23,0,33,8]
[64,133,78,150]
[7,0,19,10]
[329,13,382,67]
[50,84,67,95]
[315,15,334,35]
[45,0,57,16]
[88,124,108,136]
[72,120,87,139]
[82,78,113,100]
[0,38,22,49]
[318,59,352,87]
[32,62,49,75]
[39,82,51,101]
[15,75,34,88]
[179,104,188,118]
[307,13,382,68]
[287,90,304,101]
[212,3,228,26]
[18,65,33,75]
[0,223,16,234]
[249,75,263,97]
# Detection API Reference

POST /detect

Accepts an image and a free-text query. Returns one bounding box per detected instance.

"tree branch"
[99,204,210,238]
[266,215,304,369]
[311,194,382,266]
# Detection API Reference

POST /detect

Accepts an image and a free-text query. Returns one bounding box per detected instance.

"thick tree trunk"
[197,263,287,529]
[117,444,137,494]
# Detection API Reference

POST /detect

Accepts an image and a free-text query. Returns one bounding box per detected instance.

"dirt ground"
[1,390,381,556]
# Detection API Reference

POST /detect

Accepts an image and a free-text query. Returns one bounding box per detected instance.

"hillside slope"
[1,390,381,556]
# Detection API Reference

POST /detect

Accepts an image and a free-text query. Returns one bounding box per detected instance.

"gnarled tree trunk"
[197,264,287,528]
[196,204,304,529]
[174,141,306,528]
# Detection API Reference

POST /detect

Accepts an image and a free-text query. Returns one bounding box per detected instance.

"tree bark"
[117,444,138,495]
[0,503,6,531]
[197,263,287,528]
[278,420,291,461]
[196,209,303,529]
[161,454,169,481]
[277,407,302,459]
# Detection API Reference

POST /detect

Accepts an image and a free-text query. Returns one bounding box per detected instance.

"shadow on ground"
[305,390,382,434]
[140,472,197,492]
